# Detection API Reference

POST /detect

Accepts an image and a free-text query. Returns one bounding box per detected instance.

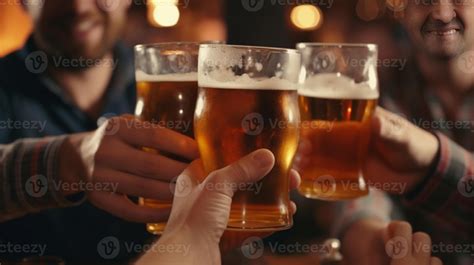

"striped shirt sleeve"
[0,136,86,222]
[403,132,474,238]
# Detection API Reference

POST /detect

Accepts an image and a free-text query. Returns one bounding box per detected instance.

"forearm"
[0,136,86,222]
[404,132,474,235]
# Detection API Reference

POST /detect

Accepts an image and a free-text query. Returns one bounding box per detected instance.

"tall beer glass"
[296,43,379,200]
[134,42,199,234]
[195,44,301,231]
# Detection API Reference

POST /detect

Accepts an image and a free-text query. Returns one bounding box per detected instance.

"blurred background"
[0,0,411,263]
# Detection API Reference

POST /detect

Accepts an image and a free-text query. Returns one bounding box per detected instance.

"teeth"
[434,29,457,36]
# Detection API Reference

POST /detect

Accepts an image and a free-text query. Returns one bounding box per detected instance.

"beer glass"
[134,42,199,234]
[296,43,379,200]
[195,44,301,231]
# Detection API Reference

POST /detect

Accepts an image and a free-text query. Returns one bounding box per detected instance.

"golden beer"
[135,79,197,234]
[195,87,299,230]
[134,42,200,234]
[298,94,377,200]
[296,42,379,200]
[196,44,301,231]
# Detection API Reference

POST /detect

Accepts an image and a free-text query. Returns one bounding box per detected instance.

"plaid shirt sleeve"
[0,136,86,222]
[403,132,474,236]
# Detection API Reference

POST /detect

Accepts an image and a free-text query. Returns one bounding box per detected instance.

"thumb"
[204,149,275,197]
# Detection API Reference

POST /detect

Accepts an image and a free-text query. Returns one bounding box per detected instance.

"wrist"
[406,132,441,195]
[57,133,91,196]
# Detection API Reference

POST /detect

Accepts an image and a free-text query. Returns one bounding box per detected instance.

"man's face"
[401,0,474,60]
[32,0,130,60]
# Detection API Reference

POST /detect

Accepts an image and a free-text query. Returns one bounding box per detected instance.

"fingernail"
[252,150,274,168]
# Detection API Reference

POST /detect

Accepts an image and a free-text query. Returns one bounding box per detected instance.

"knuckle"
[138,156,161,177]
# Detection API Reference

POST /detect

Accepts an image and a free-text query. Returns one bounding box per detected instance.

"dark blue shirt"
[0,37,153,262]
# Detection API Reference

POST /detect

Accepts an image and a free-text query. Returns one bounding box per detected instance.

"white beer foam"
[198,72,297,90]
[198,45,300,90]
[299,73,379,99]
[135,70,197,82]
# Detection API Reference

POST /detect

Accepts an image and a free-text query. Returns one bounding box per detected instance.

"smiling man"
[0,0,198,262]
[335,1,474,265]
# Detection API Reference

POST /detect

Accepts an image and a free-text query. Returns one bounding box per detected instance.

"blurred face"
[401,0,474,60]
[32,0,130,60]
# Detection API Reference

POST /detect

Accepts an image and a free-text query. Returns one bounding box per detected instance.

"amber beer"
[134,42,200,234]
[296,43,379,200]
[135,72,198,234]
[298,85,378,199]
[196,44,301,231]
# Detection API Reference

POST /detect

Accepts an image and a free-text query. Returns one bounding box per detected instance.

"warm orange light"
[147,0,180,28]
[290,5,322,31]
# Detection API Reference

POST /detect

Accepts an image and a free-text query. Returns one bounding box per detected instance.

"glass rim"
[134,41,224,51]
[296,42,378,50]
[199,44,300,55]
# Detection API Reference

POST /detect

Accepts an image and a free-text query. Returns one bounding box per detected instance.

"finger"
[412,232,432,261]
[289,169,301,190]
[180,159,206,182]
[89,191,170,223]
[289,201,297,215]
[430,257,443,265]
[98,137,188,181]
[206,149,275,197]
[115,116,199,160]
[94,167,174,200]
[372,107,409,145]
[387,221,413,255]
